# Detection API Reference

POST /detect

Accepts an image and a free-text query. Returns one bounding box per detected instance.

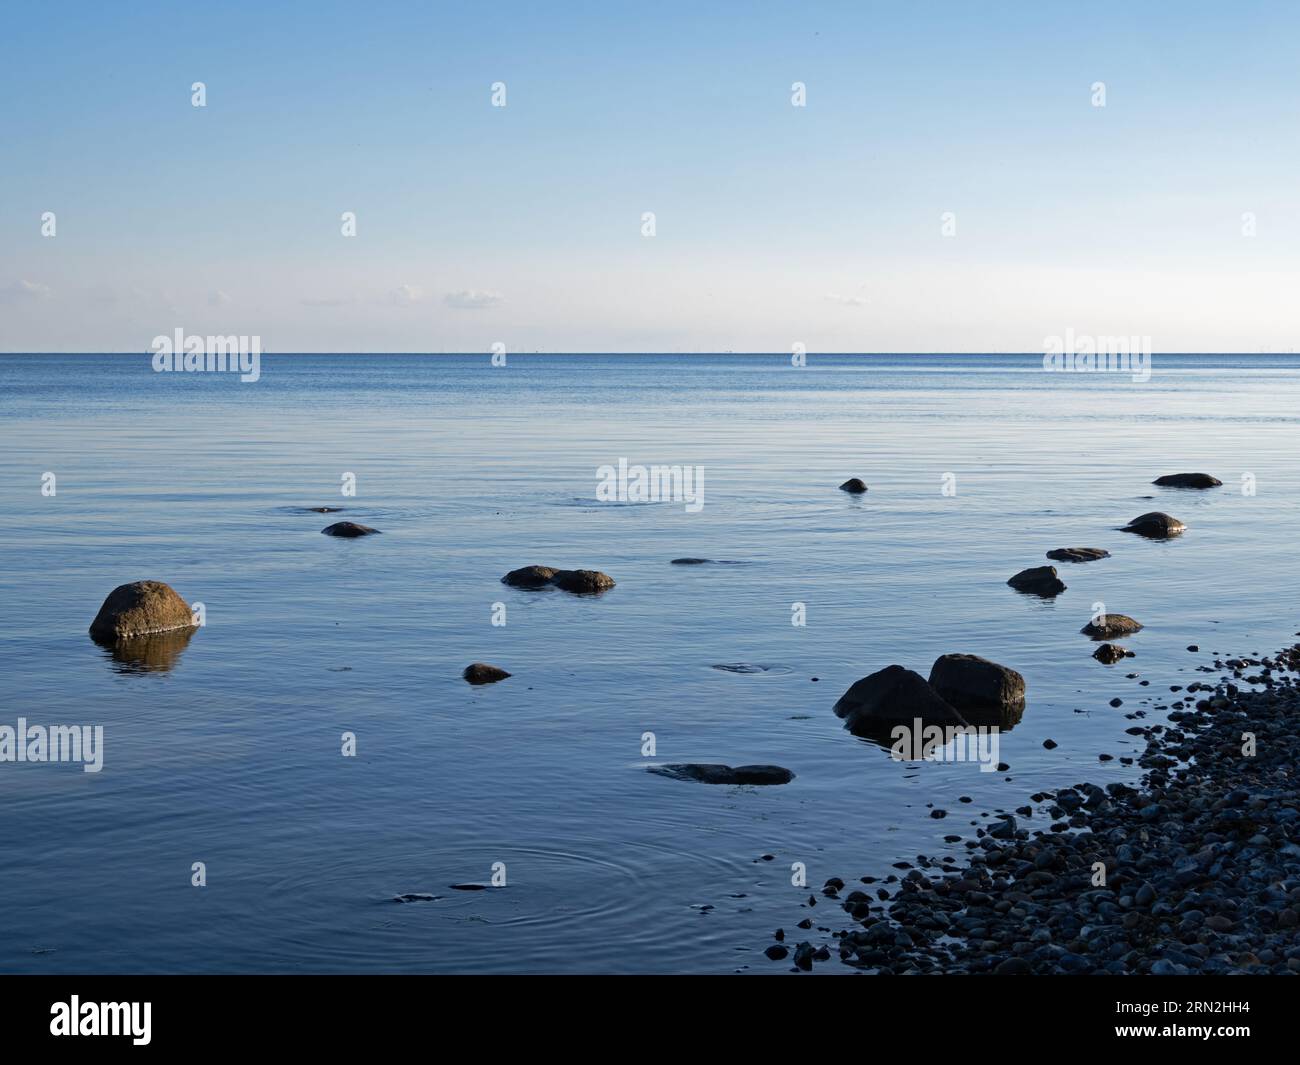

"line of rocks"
[766,637,1300,974]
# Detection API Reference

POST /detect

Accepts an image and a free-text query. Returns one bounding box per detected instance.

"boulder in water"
[1046,547,1110,563]
[648,763,794,785]
[89,580,197,639]
[550,569,616,594]
[928,654,1025,713]
[1007,565,1066,597]
[1153,473,1221,489]
[500,565,558,588]
[833,665,964,735]
[321,521,379,537]
[1081,614,1144,640]
[463,663,511,685]
[839,478,868,494]
[1122,512,1185,539]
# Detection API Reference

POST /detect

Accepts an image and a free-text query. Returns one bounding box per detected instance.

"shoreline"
[768,634,1300,975]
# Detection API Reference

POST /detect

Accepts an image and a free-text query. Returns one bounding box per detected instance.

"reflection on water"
[91,627,197,674]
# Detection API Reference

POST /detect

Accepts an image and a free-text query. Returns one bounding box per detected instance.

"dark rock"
[671,558,710,565]
[648,763,795,786]
[550,569,616,594]
[1081,615,1144,640]
[928,654,1026,714]
[1007,565,1066,596]
[1046,547,1111,563]
[500,565,559,588]
[764,944,789,960]
[321,521,379,537]
[839,478,868,494]
[89,581,197,639]
[1092,643,1131,664]
[1122,512,1186,539]
[1153,473,1222,489]
[833,665,964,737]
[463,662,511,685]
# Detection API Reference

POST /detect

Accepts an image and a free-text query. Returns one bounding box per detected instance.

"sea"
[1,353,1297,973]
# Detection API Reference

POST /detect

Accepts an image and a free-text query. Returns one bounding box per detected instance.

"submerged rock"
[321,521,379,537]
[1081,614,1144,640]
[550,569,616,593]
[1122,512,1185,539]
[648,763,794,785]
[671,558,711,565]
[89,580,197,639]
[839,478,868,494]
[1046,547,1110,563]
[928,654,1025,713]
[1092,643,1133,664]
[1153,473,1221,489]
[463,663,511,685]
[1007,565,1066,597]
[500,565,558,588]
[833,665,964,736]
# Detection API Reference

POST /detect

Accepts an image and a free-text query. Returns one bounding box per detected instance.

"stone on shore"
[648,763,794,786]
[89,580,197,639]
[839,478,868,494]
[463,663,511,685]
[500,565,558,588]
[1046,547,1110,563]
[1153,473,1221,489]
[1081,614,1144,640]
[550,569,616,593]
[833,665,964,736]
[1122,512,1185,539]
[321,521,379,537]
[1007,565,1066,596]
[928,654,1026,713]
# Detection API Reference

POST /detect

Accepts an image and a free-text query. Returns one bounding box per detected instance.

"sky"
[1,0,1297,353]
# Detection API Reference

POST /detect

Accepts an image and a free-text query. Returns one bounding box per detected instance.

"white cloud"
[824,291,868,307]
[444,288,503,310]
[0,279,52,304]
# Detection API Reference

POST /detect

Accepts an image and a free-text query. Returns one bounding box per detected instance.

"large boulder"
[833,665,964,735]
[89,581,197,640]
[1122,512,1185,539]
[1046,547,1110,563]
[1007,565,1066,596]
[928,654,1025,714]
[839,478,868,494]
[501,565,558,588]
[1081,614,1143,640]
[1153,473,1221,489]
[321,521,379,537]
[648,763,794,785]
[550,569,616,593]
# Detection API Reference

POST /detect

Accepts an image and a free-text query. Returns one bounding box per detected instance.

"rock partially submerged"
[321,521,379,537]
[463,663,511,685]
[501,565,558,588]
[550,569,616,594]
[1122,512,1185,539]
[89,581,197,639]
[1046,547,1110,563]
[1092,643,1133,664]
[1081,614,1144,640]
[499,565,614,593]
[1153,473,1221,489]
[648,763,794,786]
[839,478,868,494]
[928,654,1025,713]
[1007,565,1066,597]
[671,558,711,565]
[833,665,964,736]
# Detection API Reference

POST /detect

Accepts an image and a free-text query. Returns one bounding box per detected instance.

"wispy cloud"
[444,288,503,310]
[0,279,53,304]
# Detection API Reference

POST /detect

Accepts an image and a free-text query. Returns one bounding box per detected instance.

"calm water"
[1,353,1298,974]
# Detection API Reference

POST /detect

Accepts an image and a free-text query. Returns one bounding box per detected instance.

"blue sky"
[2,1,1297,351]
